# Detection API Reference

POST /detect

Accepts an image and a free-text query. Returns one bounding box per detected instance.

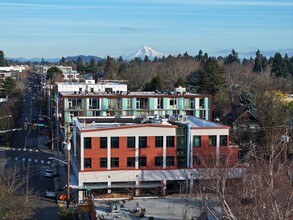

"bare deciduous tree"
[0,158,38,220]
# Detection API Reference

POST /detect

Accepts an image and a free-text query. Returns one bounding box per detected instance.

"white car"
[44,168,54,178]
[46,189,56,198]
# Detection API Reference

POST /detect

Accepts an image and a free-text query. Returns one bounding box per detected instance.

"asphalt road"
[3,74,60,220]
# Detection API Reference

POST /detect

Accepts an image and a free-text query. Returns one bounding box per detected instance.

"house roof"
[221,106,259,126]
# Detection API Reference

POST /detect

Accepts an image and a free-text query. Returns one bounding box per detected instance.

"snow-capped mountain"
[122,46,167,61]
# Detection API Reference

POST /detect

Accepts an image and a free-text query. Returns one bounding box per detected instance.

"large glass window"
[208,135,216,147]
[127,157,135,167]
[155,156,163,166]
[100,158,107,168]
[111,158,119,168]
[139,136,147,148]
[220,135,228,146]
[100,137,107,149]
[127,137,135,148]
[84,158,92,168]
[111,137,119,148]
[166,136,174,148]
[139,157,147,167]
[166,156,174,166]
[155,136,163,148]
[193,136,201,147]
[84,137,91,149]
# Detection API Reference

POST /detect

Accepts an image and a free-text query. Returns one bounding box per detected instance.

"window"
[166,156,174,166]
[220,135,227,146]
[84,137,91,149]
[139,136,147,148]
[193,136,201,147]
[157,98,163,109]
[127,137,135,148]
[169,98,177,106]
[100,158,107,168]
[139,157,147,167]
[208,135,216,147]
[111,137,119,148]
[111,158,119,168]
[84,158,92,168]
[127,157,135,167]
[166,136,174,148]
[100,137,107,149]
[193,155,201,166]
[155,136,163,148]
[155,157,163,166]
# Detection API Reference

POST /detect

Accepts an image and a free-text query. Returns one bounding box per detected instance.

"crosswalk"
[7,156,51,164]
[11,148,39,152]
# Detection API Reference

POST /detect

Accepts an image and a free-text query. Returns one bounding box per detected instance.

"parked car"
[44,168,54,178]
[46,189,56,198]
[46,188,65,198]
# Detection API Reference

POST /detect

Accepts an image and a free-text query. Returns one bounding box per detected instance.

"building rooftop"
[73,115,228,131]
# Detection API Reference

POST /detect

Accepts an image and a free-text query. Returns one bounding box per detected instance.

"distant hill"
[64,55,104,62]
[122,46,168,61]
[7,55,104,63]
[7,57,60,63]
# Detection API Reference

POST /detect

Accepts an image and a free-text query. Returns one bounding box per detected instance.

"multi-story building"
[54,81,212,126]
[69,115,239,201]
[39,65,80,82]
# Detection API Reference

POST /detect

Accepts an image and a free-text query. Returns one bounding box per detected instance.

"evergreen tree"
[186,70,204,93]
[143,55,150,63]
[104,56,118,79]
[253,49,263,72]
[253,49,267,72]
[0,51,8,66]
[224,49,240,64]
[271,52,288,77]
[118,56,123,62]
[0,77,16,97]
[151,75,162,91]
[174,77,185,88]
[46,66,62,81]
[143,75,162,91]
[59,57,66,65]
[202,58,225,96]
[76,57,85,74]
[238,89,256,111]
[284,54,293,75]
[195,50,203,61]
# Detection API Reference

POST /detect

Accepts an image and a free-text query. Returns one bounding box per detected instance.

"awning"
[80,182,163,190]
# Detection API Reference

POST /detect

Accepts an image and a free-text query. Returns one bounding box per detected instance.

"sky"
[0,0,293,59]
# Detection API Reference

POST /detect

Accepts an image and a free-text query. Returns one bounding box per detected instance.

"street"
[2,73,60,220]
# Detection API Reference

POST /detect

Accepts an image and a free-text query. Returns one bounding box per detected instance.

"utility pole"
[25,159,30,204]
[51,119,54,152]
[67,123,71,209]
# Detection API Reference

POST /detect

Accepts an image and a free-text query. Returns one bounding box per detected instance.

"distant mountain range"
[122,46,167,61]
[7,46,166,63]
[7,55,104,63]
[6,46,293,63]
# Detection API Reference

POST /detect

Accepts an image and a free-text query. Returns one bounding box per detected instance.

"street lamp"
[48,157,67,165]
